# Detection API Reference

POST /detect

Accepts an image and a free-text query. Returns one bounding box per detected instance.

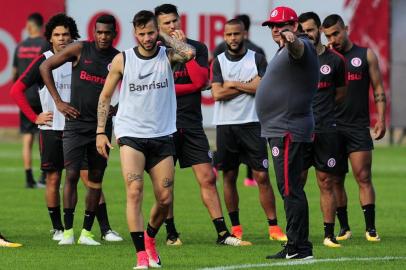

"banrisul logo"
[129,79,169,92]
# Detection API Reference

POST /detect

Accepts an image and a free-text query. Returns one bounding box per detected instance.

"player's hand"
[170,30,187,42]
[373,120,386,140]
[35,111,53,126]
[327,41,334,50]
[96,134,113,159]
[56,101,80,119]
[279,30,296,47]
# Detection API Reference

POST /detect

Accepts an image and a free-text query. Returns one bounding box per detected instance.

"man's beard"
[139,39,157,51]
[226,41,244,54]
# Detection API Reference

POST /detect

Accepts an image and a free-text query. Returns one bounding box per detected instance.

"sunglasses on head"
[268,21,293,29]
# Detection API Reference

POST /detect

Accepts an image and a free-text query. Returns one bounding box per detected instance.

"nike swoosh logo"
[138,72,154,80]
[228,72,238,78]
[286,253,299,259]
[61,73,71,78]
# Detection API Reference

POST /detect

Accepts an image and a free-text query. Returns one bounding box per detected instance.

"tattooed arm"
[160,31,196,65]
[367,48,386,140]
[96,52,124,158]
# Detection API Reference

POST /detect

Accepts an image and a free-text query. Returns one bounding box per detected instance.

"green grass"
[0,142,405,269]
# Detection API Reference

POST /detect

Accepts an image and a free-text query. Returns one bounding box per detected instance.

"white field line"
[197,256,406,270]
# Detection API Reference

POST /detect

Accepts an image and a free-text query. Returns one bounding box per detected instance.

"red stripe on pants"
[283,133,292,196]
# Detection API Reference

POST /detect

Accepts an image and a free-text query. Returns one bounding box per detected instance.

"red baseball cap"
[262,6,298,26]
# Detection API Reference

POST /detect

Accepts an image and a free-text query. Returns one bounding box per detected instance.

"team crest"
[272,146,279,157]
[262,159,269,168]
[107,63,112,71]
[320,65,331,75]
[271,10,278,17]
[208,150,213,159]
[327,158,336,168]
[351,57,362,67]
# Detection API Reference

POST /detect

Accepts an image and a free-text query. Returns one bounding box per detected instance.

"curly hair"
[44,13,80,41]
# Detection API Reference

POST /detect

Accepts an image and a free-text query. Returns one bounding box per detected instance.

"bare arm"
[280,30,304,59]
[211,82,241,101]
[367,48,386,140]
[224,76,262,94]
[160,31,196,64]
[39,42,82,118]
[12,67,18,82]
[96,53,124,158]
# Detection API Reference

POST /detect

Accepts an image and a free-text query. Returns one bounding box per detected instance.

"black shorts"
[63,129,111,173]
[117,135,175,172]
[174,127,212,168]
[39,130,64,171]
[19,107,42,134]
[216,122,269,172]
[303,132,341,174]
[334,128,374,174]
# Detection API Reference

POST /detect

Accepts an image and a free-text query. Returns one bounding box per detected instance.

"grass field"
[0,142,405,269]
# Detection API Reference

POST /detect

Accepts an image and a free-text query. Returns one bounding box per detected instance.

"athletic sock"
[25,169,34,183]
[212,217,230,237]
[228,211,240,226]
[324,222,335,238]
[83,210,96,232]
[336,206,350,230]
[146,223,159,238]
[48,206,64,230]
[63,208,75,230]
[164,217,178,236]
[96,203,111,235]
[268,218,278,226]
[130,231,145,252]
[362,204,375,231]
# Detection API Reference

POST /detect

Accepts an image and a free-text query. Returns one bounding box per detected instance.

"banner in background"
[0,0,64,127]
[0,0,390,127]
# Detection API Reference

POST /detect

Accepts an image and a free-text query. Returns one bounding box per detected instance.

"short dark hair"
[44,13,80,41]
[225,18,245,30]
[27,13,44,27]
[96,14,117,31]
[298,12,321,28]
[132,10,157,29]
[235,14,250,31]
[322,14,345,28]
[154,3,179,17]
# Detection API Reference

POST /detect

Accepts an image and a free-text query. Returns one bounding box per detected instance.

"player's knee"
[87,181,102,190]
[354,169,371,185]
[318,177,334,192]
[253,171,269,186]
[198,171,216,188]
[127,185,143,202]
[157,191,173,209]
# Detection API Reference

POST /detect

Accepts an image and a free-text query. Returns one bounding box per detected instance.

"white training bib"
[114,46,177,138]
[38,50,71,130]
[213,49,260,125]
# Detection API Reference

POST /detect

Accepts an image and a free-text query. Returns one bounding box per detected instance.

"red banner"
[0,0,64,127]
[344,0,390,126]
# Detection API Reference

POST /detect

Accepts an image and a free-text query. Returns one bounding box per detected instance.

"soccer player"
[10,13,122,243]
[213,14,265,187]
[0,232,22,248]
[322,14,386,242]
[96,10,195,269]
[155,4,249,247]
[211,18,286,242]
[39,14,119,245]
[257,6,319,260]
[298,12,347,248]
[12,13,49,188]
